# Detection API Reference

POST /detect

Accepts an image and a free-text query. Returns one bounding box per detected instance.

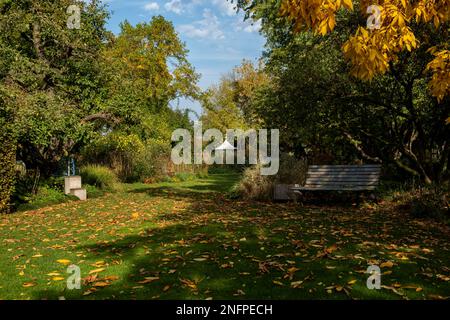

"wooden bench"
[289,165,381,201]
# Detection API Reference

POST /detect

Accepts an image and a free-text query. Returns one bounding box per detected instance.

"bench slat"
[308,164,381,169]
[293,186,378,191]
[307,172,380,178]
[308,168,381,172]
[305,182,379,187]
[290,164,381,193]
[306,177,380,182]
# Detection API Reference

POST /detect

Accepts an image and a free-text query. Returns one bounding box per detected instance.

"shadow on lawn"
[28,205,382,299]
[30,204,288,300]
[28,174,450,300]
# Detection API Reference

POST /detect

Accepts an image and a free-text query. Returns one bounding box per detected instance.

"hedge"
[0,117,16,214]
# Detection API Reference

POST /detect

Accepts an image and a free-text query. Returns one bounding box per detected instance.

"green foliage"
[235,0,449,184]
[0,1,201,211]
[84,184,106,199]
[0,119,16,213]
[103,16,201,111]
[82,132,144,180]
[0,0,111,176]
[201,60,269,131]
[16,186,78,212]
[131,141,171,183]
[80,165,119,191]
[81,132,173,183]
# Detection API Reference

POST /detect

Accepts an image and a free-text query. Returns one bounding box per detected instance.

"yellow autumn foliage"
[280,0,450,101]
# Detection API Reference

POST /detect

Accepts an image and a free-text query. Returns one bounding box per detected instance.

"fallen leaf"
[56,259,71,265]
[93,281,111,287]
[52,277,65,281]
[380,261,394,268]
[89,268,106,275]
[325,244,338,254]
[138,277,159,284]
[103,275,119,281]
[131,213,139,219]
[22,282,36,288]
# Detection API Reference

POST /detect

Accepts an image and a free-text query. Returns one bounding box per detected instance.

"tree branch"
[342,131,382,164]
[81,113,121,125]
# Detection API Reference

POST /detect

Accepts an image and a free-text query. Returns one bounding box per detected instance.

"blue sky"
[102,0,265,115]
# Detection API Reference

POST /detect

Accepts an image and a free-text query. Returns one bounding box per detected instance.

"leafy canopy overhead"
[238,0,449,102]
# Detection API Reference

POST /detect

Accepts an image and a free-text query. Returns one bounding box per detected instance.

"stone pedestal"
[64,176,87,201]
[65,176,82,195]
[70,188,87,201]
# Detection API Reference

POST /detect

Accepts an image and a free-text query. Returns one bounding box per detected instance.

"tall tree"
[104,16,201,114]
[238,0,449,104]
[0,0,111,177]
[201,60,269,131]
[235,0,449,183]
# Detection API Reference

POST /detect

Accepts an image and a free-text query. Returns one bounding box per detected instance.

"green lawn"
[1,172,449,300]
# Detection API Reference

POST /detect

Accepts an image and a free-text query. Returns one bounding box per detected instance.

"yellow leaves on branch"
[342,27,391,81]
[342,22,418,81]
[280,0,353,35]
[426,49,450,103]
[280,0,450,100]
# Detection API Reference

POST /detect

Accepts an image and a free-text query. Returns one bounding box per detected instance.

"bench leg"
[289,190,303,206]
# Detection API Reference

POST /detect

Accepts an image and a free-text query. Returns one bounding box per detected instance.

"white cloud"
[178,9,225,40]
[234,18,261,33]
[165,0,183,14]
[212,0,236,16]
[144,2,160,11]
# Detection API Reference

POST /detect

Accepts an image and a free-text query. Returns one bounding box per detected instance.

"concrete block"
[70,188,87,201]
[65,176,82,195]
[274,184,300,200]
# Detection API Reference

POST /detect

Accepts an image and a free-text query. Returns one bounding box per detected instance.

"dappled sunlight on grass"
[0,173,449,300]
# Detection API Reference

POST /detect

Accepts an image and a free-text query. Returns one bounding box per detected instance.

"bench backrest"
[304,165,382,191]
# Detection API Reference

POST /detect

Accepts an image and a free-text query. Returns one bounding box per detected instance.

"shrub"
[81,133,173,183]
[131,140,171,183]
[81,133,145,181]
[274,154,308,184]
[0,119,16,214]
[16,186,77,212]
[233,164,274,200]
[410,187,449,220]
[233,154,307,200]
[389,185,449,221]
[84,184,105,199]
[80,165,119,191]
[45,176,65,192]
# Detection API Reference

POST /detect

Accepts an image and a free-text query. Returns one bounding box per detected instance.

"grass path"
[1,173,449,300]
